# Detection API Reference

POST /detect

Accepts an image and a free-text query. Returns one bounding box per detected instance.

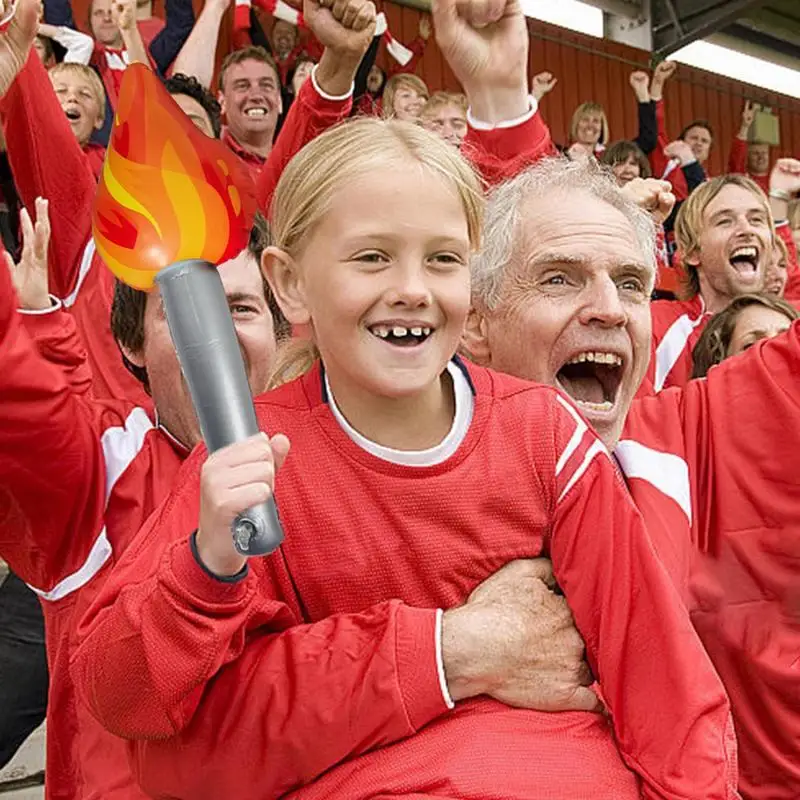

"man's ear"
[119,341,145,369]
[683,247,701,267]
[217,91,227,117]
[460,305,492,366]
[94,113,105,131]
[261,246,311,327]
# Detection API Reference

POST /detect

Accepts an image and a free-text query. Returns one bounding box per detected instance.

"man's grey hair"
[471,157,658,309]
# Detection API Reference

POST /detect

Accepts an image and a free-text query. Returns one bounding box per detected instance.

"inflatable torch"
[92,64,283,557]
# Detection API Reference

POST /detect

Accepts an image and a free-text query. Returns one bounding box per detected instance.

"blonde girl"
[74,118,736,800]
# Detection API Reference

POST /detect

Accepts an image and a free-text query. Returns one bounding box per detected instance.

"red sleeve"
[461,106,558,188]
[388,36,426,77]
[0,256,112,593]
[71,447,449,797]
[548,396,737,799]
[649,99,671,182]
[0,51,96,299]
[256,73,353,212]
[19,304,93,396]
[727,136,748,175]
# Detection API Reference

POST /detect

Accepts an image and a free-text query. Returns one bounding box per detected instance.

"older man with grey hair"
[462,154,800,800]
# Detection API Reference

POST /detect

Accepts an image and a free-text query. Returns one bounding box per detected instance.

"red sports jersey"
[621,319,800,799]
[74,363,736,800]
[727,138,770,195]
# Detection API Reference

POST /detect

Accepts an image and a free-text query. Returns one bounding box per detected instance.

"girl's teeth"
[392,326,408,337]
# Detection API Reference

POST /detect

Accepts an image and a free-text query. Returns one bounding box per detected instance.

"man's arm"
[433,0,556,187]
[728,100,754,175]
[171,0,229,88]
[547,395,737,799]
[629,70,657,155]
[37,23,94,63]
[118,0,150,66]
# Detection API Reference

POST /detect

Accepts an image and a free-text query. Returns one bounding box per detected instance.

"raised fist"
[652,59,677,83]
[307,0,376,59]
[628,69,649,102]
[531,70,557,101]
[663,139,695,165]
[0,0,39,96]
[621,177,675,225]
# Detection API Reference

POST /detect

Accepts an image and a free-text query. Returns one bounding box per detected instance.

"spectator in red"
[691,293,798,377]
[728,100,771,194]
[217,46,283,180]
[463,156,800,799]
[648,61,715,202]
[381,71,428,121]
[88,0,193,108]
[419,90,466,147]
[49,62,107,178]
[647,161,799,392]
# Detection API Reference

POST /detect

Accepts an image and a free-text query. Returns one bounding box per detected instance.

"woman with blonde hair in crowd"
[692,293,799,378]
[381,71,429,121]
[75,116,735,800]
[567,101,609,160]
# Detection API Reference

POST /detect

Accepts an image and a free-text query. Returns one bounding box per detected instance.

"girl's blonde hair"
[382,73,429,119]
[266,117,484,389]
[570,102,609,147]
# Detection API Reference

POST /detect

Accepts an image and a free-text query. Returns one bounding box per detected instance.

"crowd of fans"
[0,0,799,796]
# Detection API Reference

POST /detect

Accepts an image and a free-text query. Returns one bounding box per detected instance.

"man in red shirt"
[646,165,798,392]
[217,45,284,182]
[728,101,771,195]
[461,155,800,799]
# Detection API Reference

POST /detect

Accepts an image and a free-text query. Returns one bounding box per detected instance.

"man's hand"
[0,0,38,97]
[531,70,556,102]
[649,59,676,102]
[114,0,136,32]
[621,177,675,225]
[310,0,376,96]
[197,433,290,578]
[5,197,51,311]
[768,158,800,220]
[629,69,649,103]
[433,0,529,124]
[663,139,695,166]
[442,559,600,713]
[738,99,755,139]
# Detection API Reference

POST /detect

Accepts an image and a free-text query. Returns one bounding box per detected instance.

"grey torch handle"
[155,259,284,556]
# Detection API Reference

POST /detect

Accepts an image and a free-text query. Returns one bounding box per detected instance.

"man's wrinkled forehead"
[515,190,654,280]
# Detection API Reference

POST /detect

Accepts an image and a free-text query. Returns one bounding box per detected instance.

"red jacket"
[1,59,351,405]
[647,221,799,393]
[73,363,735,800]
[621,320,800,799]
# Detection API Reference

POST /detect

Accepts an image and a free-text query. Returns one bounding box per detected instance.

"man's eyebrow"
[226,291,264,305]
[526,252,585,268]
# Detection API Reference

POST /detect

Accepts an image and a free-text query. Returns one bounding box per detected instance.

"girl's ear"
[261,246,311,327]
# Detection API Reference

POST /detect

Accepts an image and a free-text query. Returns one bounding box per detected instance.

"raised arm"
[0,10,95,299]
[386,15,429,76]
[648,60,676,179]
[547,396,737,799]
[37,23,95,63]
[433,0,556,186]
[728,100,754,175]
[117,0,150,66]
[0,210,118,594]
[172,0,230,88]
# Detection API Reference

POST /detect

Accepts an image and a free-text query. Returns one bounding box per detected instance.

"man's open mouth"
[729,245,759,277]
[555,351,624,413]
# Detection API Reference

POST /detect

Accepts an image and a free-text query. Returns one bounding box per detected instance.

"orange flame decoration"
[93,64,256,290]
